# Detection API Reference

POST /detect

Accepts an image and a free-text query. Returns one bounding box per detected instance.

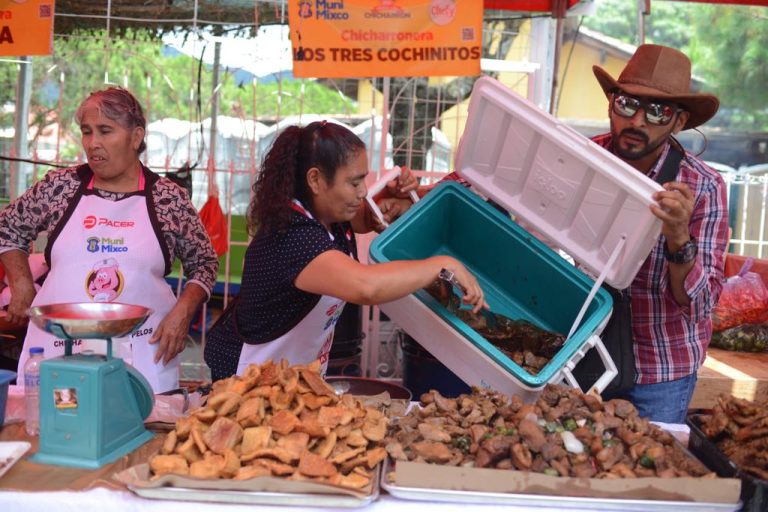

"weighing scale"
[27,302,155,469]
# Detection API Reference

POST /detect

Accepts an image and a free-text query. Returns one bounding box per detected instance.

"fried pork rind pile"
[701,393,768,480]
[385,383,713,479]
[148,360,388,490]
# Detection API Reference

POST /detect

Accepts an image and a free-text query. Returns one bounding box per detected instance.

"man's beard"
[610,123,673,161]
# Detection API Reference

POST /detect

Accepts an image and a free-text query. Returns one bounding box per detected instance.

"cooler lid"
[455,77,663,289]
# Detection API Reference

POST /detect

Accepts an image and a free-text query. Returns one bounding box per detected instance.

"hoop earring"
[690,128,708,157]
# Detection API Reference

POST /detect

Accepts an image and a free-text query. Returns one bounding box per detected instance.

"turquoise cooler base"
[370,181,613,389]
[0,369,15,426]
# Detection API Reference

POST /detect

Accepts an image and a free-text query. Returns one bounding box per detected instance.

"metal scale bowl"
[27,302,155,469]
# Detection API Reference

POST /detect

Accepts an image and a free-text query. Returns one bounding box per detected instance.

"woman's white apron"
[18,177,178,392]
[236,200,349,377]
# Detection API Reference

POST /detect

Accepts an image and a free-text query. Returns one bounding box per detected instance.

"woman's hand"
[442,258,488,314]
[5,281,35,325]
[375,197,415,230]
[0,250,37,325]
[149,305,193,365]
[150,283,209,364]
[385,166,419,199]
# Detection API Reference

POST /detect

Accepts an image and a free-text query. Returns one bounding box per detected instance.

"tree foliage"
[1,28,354,163]
[582,1,768,130]
[687,5,768,129]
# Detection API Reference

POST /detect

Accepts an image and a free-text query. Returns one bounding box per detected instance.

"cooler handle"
[365,166,420,229]
[560,334,618,395]
[565,235,626,341]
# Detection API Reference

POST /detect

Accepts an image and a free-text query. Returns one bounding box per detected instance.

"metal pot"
[325,376,412,400]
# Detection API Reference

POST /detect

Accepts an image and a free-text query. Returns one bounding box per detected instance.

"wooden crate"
[691,347,768,409]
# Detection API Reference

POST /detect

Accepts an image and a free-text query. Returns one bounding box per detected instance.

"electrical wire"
[0,155,68,168]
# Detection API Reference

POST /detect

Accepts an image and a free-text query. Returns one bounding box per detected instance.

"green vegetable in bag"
[710,323,768,352]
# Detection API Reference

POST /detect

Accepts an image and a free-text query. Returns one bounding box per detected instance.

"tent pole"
[208,40,222,195]
[11,57,32,200]
[637,0,651,45]
[548,0,568,116]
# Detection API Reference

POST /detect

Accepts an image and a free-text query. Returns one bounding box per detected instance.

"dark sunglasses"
[612,93,683,126]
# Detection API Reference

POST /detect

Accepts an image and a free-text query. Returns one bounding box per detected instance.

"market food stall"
[2,2,768,511]
[0,73,754,512]
[0,373,743,512]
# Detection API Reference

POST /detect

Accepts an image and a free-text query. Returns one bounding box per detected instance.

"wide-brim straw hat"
[593,44,719,130]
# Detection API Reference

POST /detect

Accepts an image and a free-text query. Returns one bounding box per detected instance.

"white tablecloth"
[0,388,709,512]
[0,486,632,512]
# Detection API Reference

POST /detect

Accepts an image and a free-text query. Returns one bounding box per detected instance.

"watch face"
[667,239,697,264]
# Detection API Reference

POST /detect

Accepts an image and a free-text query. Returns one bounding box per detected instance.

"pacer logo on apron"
[84,257,125,302]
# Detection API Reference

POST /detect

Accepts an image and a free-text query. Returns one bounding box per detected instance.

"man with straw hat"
[586,44,730,423]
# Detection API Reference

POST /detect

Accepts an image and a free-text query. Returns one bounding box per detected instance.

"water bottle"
[24,347,44,436]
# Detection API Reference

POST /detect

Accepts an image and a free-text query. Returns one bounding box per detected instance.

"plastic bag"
[712,257,768,332]
[710,323,768,352]
[199,195,228,257]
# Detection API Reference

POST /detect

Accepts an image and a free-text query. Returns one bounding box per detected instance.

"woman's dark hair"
[248,120,366,235]
[75,86,147,154]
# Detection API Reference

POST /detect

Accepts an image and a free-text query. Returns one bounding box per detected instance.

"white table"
[0,486,642,512]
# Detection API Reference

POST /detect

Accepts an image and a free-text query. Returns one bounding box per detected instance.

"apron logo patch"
[323,305,344,331]
[54,339,82,348]
[86,236,128,254]
[85,257,125,302]
[83,215,135,229]
[132,327,153,338]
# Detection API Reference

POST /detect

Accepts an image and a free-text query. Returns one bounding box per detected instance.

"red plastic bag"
[712,258,768,332]
[199,195,228,257]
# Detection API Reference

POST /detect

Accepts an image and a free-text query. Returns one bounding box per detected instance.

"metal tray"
[0,441,31,480]
[380,459,740,512]
[687,414,767,512]
[128,484,378,508]
[126,464,380,508]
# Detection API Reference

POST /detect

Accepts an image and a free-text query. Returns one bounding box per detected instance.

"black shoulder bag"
[572,145,684,395]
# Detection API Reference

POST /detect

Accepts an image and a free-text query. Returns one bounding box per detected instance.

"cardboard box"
[385,460,741,509]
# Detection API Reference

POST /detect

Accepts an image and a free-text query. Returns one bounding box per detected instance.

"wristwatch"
[664,237,698,264]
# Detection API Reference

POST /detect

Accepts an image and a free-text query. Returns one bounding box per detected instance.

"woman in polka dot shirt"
[204,121,487,380]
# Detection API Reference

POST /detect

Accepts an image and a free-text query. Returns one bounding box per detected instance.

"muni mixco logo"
[297,0,349,20]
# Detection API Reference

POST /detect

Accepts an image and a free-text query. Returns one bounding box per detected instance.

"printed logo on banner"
[366,0,410,19]
[430,0,456,25]
[299,0,349,20]
[298,0,312,18]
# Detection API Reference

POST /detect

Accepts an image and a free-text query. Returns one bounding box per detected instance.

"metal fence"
[725,167,768,259]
